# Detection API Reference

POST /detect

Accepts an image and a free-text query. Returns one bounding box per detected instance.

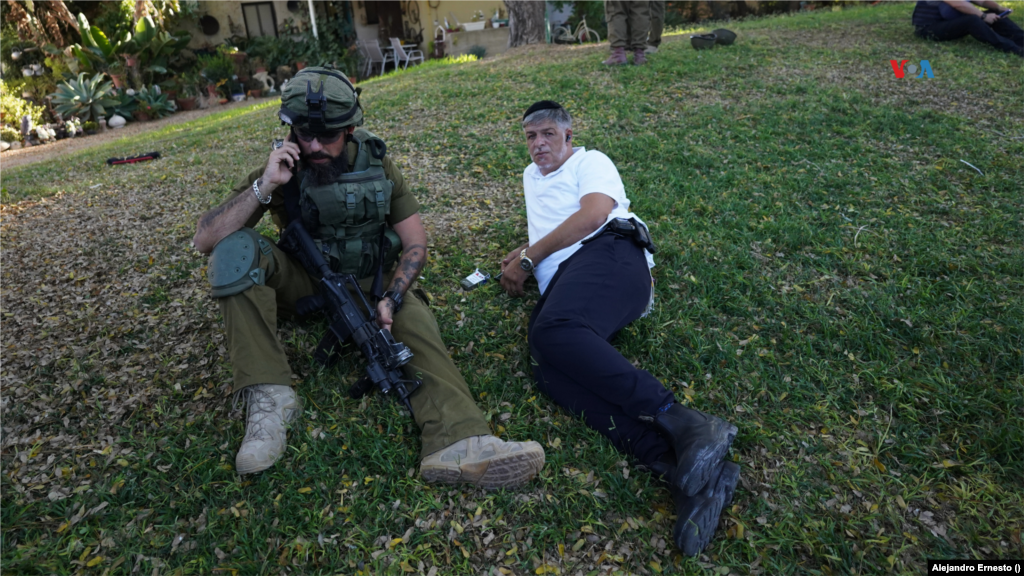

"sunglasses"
[294,128,345,145]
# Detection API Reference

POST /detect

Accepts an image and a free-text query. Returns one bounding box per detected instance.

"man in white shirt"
[499,101,741,556]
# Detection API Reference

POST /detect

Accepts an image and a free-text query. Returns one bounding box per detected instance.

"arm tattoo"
[388,243,426,296]
[197,191,250,234]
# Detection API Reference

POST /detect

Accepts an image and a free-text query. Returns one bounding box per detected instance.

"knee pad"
[208,228,275,298]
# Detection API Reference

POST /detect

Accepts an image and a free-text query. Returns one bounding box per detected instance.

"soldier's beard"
[305,151,348,186]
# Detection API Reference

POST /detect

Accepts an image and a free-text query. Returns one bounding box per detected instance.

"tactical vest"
[298,129,403,279]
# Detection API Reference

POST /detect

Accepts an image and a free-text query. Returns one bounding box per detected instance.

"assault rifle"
[280,220,421,415]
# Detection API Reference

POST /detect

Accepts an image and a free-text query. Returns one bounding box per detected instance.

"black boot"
[650,403,737,496]
[671,460,740,556]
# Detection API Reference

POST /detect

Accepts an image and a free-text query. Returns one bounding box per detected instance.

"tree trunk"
[504,0,546,48]
[708,1,729,21]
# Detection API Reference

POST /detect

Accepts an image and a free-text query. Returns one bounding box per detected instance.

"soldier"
[603,0,651,65]
[192,67,545,487]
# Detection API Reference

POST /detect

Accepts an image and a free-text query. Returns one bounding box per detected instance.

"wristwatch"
[382,290,404,314]
[519,248,534,274]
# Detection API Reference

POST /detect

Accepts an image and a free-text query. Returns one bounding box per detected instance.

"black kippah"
[523,100,564,120]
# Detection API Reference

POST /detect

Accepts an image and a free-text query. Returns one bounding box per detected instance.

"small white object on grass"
[959,159,983,176]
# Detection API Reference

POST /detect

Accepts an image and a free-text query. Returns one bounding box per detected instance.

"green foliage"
[133,86,175,119]
[122,15,192,82]
[82,120,99,131]
[70,12,131,74]
[1,5,1023,575]
[197,49,235,87]
[0,126,21,143]
[2,73,60,103]
[49,73,119,122]
[238,34,290,70]
[92,0,136,41]
[108,91,138,119]
[0,83,45,126]
[467,45,488,60]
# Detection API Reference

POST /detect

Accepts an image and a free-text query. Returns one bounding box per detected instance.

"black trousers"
[916,14,1024,56]
[529,233,674,467]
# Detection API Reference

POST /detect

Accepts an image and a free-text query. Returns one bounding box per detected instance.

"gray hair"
[522,107,572,131]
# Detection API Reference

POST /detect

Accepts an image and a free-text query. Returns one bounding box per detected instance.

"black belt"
[581,217,657,254]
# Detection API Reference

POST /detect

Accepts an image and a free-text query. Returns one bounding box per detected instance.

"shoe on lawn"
[420,435,545,489]
[235,384,302,475]
[672,460,740,556]
[633,49,648,65]
[652,403,737,497]
[602,47,628,65]
[644,45,659,54]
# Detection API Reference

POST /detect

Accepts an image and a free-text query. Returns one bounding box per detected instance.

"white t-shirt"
[523,147,655,294]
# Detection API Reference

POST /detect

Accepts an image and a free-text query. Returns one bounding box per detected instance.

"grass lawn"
[2,3,1022,575]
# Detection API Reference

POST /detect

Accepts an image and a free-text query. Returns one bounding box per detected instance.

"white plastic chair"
[390,37,424,71]
[363,40,392,76]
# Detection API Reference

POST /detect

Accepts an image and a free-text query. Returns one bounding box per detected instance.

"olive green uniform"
[605,0,651,51]
[648,1,665,48]
[216,141,490,457]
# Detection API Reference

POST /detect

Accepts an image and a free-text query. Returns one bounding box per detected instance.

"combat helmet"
[278,66,363,132]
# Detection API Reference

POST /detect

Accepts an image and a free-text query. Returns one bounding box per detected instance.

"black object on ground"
[106,151,161,165]
[712,28,738,45]
[690,34,717,50]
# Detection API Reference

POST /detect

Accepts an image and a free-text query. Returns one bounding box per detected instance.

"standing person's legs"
[603,1,629,64]
[626,0,651,52]
[648,0,665,50]
[528,234,674,466]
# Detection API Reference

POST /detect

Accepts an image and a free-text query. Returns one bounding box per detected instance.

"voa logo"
[891,59,935,79]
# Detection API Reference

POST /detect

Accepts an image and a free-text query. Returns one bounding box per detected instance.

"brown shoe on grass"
[420,435,545,489]
[633,49,648,65]
[602,47,628,65]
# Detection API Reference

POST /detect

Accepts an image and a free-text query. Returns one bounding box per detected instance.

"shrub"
[1,82,45,126]
[134,87,175,119]
[50,73,119,121]
[1,126,21,143]
[467,45,487,59]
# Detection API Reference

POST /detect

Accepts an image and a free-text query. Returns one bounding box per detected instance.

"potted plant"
[177,72,200,111]
[107,60,127,89]
[83,120,99,135]
[245,77,263,99]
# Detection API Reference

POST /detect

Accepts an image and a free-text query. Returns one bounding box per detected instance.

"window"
[242,2,278,38]
[364,1,379,25]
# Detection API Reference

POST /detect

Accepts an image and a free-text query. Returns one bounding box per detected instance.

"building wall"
[352,1,511,56]
[182,1,315,50]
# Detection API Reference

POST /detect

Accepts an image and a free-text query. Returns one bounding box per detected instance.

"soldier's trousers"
[648,0,665,48]
[217,237,491,458]
[605,0,651,51]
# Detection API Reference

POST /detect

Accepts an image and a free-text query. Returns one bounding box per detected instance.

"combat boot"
[420,435,545,490]
[649,403,737,496]
[235,384,302,475]
[602,47,628,65]
[672,460,740,556]
[633,49,648,65]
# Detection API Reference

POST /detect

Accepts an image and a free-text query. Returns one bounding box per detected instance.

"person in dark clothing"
[913,0,1023,56]
[499,100,740,556]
